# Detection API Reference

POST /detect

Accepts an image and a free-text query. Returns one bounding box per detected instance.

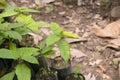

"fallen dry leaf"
[68,5,73,8]
[75,28,80,34]
[50,48,86,60]
[7,0,16,6]
[113,58,120,62]
[102,74,112,80]
[50,47,60,59]
[109,37,120,46]
[105,37,120,49]
[91,20,120,38]
[96,46,105,51]
[93,14,100,19]
[58,11,66,16]
[84,73,96,80]
[114,52,120,58]
[34,0,45,7]
[20,0,29,3]
[28,32,43,46]
[89,59,102,66]
[65,37,87,43]
[98,65,106,73]
[70,48,86,59]
[105,44,120,49]
[34,0,55,7]
[82,31,91,38]
[53,2,63,7]
[41,0,55,3]
[77,0,85,6]
[39,27,52,36]
[93,33,120,50]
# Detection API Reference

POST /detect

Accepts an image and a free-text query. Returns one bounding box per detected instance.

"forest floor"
[9,0,119,80]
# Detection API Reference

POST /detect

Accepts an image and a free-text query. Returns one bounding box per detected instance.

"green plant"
[36,67,57,80]
[0,22,29,45]
[38,40,55,58]
[73,65,81,77]
[45,22,78,62]
[0,2,78,80]
[45,4,54,13]
[0,1,46,45]
[113,60,119,65]
[0,42,39,80]
[33,22,79,63]
[0,2,46,32]
[0,1,47,44]
[41,67,57,76]
[73,65,85,80]
[36,22,78,64]
[0,2,45,80]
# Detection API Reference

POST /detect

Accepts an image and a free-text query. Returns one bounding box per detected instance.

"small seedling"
[96,46,104,51]
[45,4,54,13]
[113,59,119,65]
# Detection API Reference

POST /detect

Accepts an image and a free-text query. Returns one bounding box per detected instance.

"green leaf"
[15,64,31,80]
[113,59,119,65]
[42,50,55,58]
[38,22,47,27]
[9,42,20,60]
[0,11,18,18]
[0,49,14,59]
[9,42,16,50]
[0,0,7,6]
[0,71,15,80]
[17,47,39,56]
[11,50,19,60]
[22,56,39,64]
[15,27,30,35]
[16,14,34,25]
[0,39,5,45]
[39,41,46,50]
[19,7,39,12]
[4,4,18,12]
[46,34,61,46]
[27,22,41,32]
[58,40,70,62]
[0,32,4,38]
[27,22,47,32]
[50,22,63,35]
[0,18,4,23]
[8,23,24,29]
[0,23,9,31]
[62,31,79,38]
[4,31,22,41]
[41,45,54,54]
[16,14,47,32]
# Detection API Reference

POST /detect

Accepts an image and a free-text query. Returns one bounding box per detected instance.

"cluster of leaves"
[39,67,57,76]
[45,22,78,62]
[0,1,78,80]
[0,1,44,80]
[73,65,84,79]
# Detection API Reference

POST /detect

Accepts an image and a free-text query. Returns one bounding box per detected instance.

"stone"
[110,6,120,18]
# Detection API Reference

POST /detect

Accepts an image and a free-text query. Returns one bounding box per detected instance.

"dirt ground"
[8,0,120,80]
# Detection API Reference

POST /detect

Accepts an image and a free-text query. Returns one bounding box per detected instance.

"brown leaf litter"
[51,47,86,61]
[104,36,120,49]
[91,20,120,38]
